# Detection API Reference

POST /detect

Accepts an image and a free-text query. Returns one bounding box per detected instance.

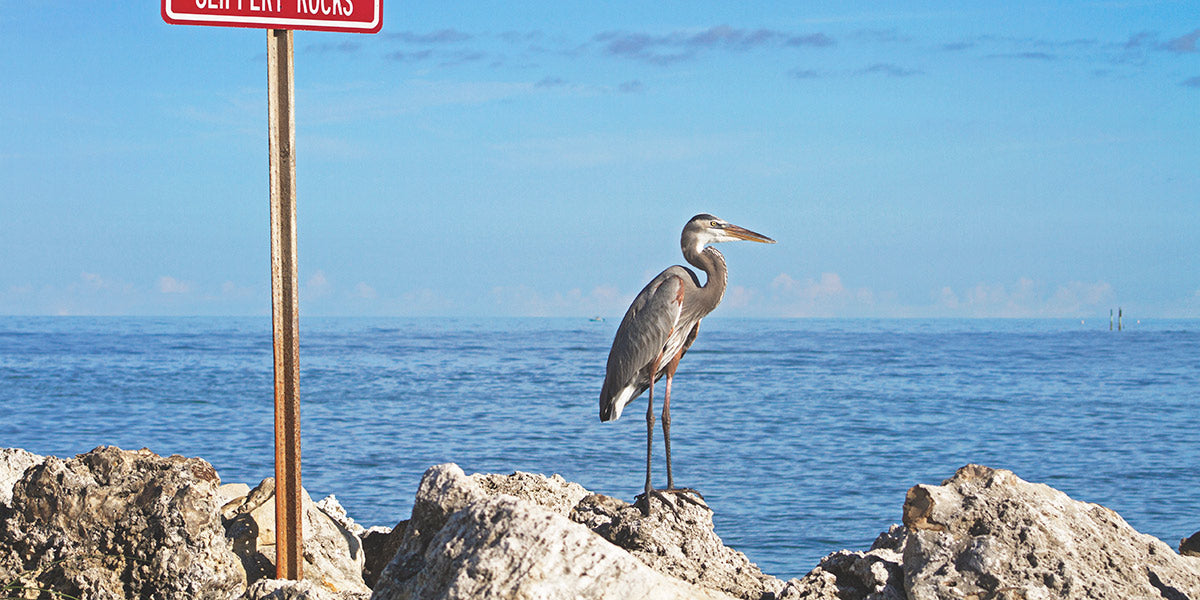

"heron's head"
[682,214,775,254]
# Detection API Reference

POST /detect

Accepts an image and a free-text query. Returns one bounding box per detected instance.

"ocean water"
[1,316,1198,580]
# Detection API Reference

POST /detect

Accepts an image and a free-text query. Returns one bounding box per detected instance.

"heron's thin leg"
[650,352,707,511]
[644,375,655,503]
[663,355,681,490]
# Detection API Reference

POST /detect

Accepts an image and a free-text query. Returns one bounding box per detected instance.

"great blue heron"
[599,214,774,514]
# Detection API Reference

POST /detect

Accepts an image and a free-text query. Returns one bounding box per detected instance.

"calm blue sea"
[1,316,1198,580]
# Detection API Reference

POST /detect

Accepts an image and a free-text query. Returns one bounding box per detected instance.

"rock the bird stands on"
[161,0,383,580]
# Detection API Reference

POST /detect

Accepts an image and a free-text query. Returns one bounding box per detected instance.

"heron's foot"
[663,486,706,502]
[634,487,710,516]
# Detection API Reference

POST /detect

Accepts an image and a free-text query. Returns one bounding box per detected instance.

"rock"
[373,484,737,599]
[777,573,842,600]
[243,577,349,600]
[470,470,590,516]
[361,523,405,589]
[900,463,1200,600]
[373,464,782,599]
[0,446,245,599]
[9,447,1198,600]
[570,492,785,600]
[223,477,370,597]
[779,526,906,600]
[412,464,489,532]
[317,495,366,537]
[452,467,781,599]
[372,464,745,599]
[219,482,253,516]
[370,463,498,594]
[782,465,1200,600]
[1180,530,1200,557]
[0,448,44,508]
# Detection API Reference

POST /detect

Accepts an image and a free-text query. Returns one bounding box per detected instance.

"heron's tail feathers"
[599,383,640,422]
[600,399,618,422]
[599,389,621,422]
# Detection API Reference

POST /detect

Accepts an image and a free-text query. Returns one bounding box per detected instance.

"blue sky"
[1,1,1197,318]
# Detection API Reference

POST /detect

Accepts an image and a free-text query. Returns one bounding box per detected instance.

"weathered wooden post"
[267,27,302,579]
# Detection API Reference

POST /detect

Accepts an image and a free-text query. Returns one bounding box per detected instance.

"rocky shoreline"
[1,446,1198,599]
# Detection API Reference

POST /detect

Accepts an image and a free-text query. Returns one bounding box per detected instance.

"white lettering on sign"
[193,0,281,10]
[297,0,353,17]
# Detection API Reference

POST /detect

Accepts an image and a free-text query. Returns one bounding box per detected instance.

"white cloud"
[5,273,139,316]
[963,277,1037,317]
[936,278,1114,317]
[68,272,134,296]
[767,271,877,317]
[354,282,378,299]
[307,270,332,298]
[937,286,960,310]
[218,280,255,300]
[488,284,628,317]
[1045,281,1114,316]
[398,287,454,314]
[473,274,1122,319]
[773,272,845,297]
[81,272,105,289]
[157,276,192,294]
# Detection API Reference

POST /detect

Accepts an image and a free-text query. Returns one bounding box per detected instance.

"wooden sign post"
[162,0,382,581]
[267,28,302,579]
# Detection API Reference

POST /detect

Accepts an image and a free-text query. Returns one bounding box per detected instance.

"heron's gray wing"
[600,267,687,414]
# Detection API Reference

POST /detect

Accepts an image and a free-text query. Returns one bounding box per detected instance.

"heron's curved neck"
[682,244,727,314]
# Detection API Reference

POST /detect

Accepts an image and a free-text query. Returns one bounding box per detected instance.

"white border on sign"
[164,0,381,30]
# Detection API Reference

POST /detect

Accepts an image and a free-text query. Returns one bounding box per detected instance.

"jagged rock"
[0,446,245,599]
[777,574,841,600]
[219,482,253,515]
[1180,530,1200,557]
[901,463,1200,600]
[570,492,785,600]
[368,462,493,588]
[779,526,906,600]
[223,477,370,597]
[372,463,741,600]
[361,523,405,588]
[470,470,590,516]
[9,446,1198,600]
[243,577,350,600]
[370,464,505,595]
[0,448,44,508]
[318,495,366,537]
[465,468,782,599]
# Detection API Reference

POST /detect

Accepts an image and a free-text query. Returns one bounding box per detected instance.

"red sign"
[162,0,382,33]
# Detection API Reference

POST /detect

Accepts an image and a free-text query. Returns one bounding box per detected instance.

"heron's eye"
[710,220,720,227]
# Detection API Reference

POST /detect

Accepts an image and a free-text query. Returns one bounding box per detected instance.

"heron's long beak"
[725,224,775,244]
